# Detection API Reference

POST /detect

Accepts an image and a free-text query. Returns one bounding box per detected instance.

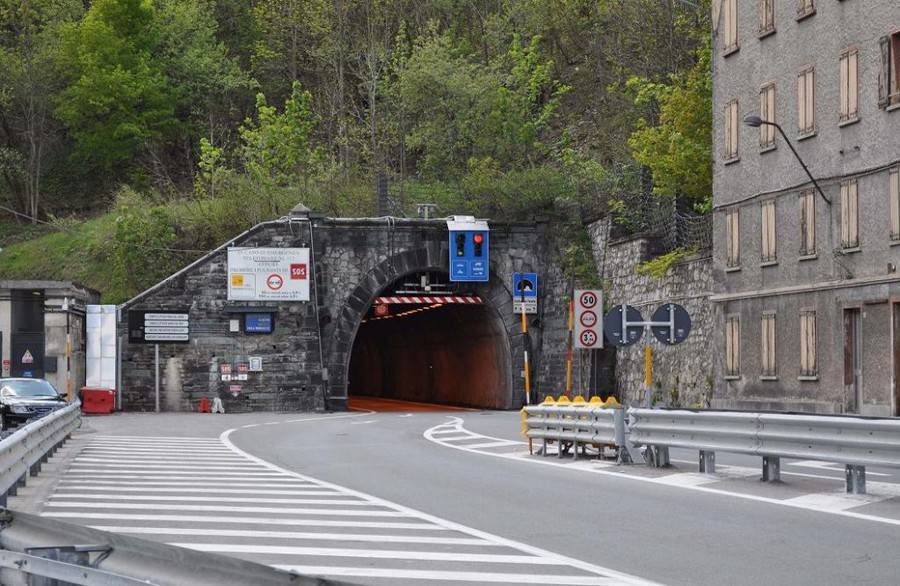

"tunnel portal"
[347,272,512,409]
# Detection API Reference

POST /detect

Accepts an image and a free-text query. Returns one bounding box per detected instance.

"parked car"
[0,378,68,430]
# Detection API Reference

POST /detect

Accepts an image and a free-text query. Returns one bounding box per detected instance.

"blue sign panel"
[448,230,490,282]
[245,313,274,334]
[513,273,538,298]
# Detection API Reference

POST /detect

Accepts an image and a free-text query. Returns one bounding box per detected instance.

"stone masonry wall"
[588,218,714,407]
[119,216,570,412]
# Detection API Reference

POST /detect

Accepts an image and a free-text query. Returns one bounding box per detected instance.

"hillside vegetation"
[0,0,711,301]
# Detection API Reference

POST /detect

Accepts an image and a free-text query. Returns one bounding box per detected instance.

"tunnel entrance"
[347,272,512,409]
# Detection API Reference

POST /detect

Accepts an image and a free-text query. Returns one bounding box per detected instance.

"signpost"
[603,302,693,406]
[574,290,604,349]
[512,273,538,314]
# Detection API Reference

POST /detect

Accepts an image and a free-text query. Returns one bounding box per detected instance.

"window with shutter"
[726,316,741,377]
[759,0,775,36]
[840,49,859,122]
[759,83,776,148]
[723,0,739,53]
[799,190,816,256]
[726,209,740,268]
[879,36,891,109]
[725,100,739,160]
[798,68,815,135]
[761,200,777,262]
[761,313,777,377]
[796,0,815,20]
[890,168,899,241]
[800,310,817,377]
[841,179,859,249]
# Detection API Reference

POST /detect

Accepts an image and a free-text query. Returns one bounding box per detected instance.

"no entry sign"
[574,289,604,349]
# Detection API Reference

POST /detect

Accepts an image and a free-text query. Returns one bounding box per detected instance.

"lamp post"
[743,115,831,206]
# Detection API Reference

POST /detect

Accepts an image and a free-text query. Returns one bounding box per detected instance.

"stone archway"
[325,245,522,410]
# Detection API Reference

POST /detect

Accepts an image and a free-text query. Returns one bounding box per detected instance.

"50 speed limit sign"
[574,289,604,349]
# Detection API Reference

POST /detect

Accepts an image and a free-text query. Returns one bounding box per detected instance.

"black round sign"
[603,305,644,347]
[650,303,692,345]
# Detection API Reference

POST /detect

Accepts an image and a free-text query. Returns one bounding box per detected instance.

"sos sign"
[574,289,603,349]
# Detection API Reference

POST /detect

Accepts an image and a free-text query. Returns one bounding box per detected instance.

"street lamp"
[743,115,831,205]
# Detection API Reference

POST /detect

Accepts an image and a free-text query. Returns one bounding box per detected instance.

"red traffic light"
[473,233,484,244]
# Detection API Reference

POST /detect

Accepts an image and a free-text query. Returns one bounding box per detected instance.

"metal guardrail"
[628,408,900,494]
[0,402,81,507]
[522,398,626,461]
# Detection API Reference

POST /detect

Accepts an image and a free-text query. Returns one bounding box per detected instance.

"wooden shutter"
[805,192,815,254]
[849,180,858,247]
[732,210,740,265]
[841,182,850,247]
[798,72,806,132]
[767,201,776,259]
[840,53,849,120]
[879,36,891,108]
[808,312,817,375]
[849,50,858,118]
[730,0,738,49]
[806,69,815,131]
[767,85,776,144]
[731,101,739,157]
[800,313,809,374]
[891,169,900,240]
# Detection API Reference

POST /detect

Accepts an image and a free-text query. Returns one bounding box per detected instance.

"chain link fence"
[598,191,711,254]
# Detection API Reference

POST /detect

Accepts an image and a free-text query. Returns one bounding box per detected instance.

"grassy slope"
[0,214,134,302]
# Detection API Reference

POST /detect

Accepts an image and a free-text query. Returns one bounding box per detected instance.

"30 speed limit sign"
[574,289,604,349]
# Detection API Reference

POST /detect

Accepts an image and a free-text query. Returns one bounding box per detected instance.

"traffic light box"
[446,216,490,282]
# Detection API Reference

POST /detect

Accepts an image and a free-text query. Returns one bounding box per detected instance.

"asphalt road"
[28,402,900,586]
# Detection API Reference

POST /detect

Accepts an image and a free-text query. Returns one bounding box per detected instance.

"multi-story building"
[711,0,900,414]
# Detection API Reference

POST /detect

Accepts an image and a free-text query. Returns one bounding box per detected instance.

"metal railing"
[522,397,626,460]
[628,408,900,494]
[0,402,81,507]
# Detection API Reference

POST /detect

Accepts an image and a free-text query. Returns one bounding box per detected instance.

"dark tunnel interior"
[347,302,512,409]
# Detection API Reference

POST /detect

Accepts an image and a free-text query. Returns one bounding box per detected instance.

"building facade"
[0,281,100,398]
[712,0,900,414]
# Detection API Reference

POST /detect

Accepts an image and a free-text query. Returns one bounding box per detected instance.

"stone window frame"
[760,311,777,379]
[725,314,741,378]
[799,309,818,378]
[839,47,860,125]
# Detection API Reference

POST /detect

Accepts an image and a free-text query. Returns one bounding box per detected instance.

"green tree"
[56,0,176,170]
[627,40,712,204]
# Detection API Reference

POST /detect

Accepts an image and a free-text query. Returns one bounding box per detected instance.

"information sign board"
[512,273,538,314]
[128,310,190,344]
[227,248,310,301]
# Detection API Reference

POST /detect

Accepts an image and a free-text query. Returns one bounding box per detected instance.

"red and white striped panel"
[375,295,482,305]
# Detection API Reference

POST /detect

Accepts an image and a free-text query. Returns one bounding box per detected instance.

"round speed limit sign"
[579,291,598,309]
[579,330,598,347]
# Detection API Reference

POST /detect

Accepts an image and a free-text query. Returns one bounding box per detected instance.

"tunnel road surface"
[34,404,900,586]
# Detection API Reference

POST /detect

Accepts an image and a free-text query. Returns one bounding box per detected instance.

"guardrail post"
[699,450,716,474]
[762,456,780,482]
[846,465,866,494]
[29,462,41,477]
[647,445,670,467]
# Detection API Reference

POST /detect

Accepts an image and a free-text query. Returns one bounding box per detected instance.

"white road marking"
[43,416,659,586]
[55,486,342,496]
[175,543,567,565]
[459,440,522,449]
[49,494,381,506]
[44,502,410,517]
[87,527,494,546]
[221,427,659,585]
[654,473,720,487]
[274,566,627,585]
[350,420,378,425]
[425,417,900,528]
[42,513,446,530]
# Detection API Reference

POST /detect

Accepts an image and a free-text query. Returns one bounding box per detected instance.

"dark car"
[0,378,68,430]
